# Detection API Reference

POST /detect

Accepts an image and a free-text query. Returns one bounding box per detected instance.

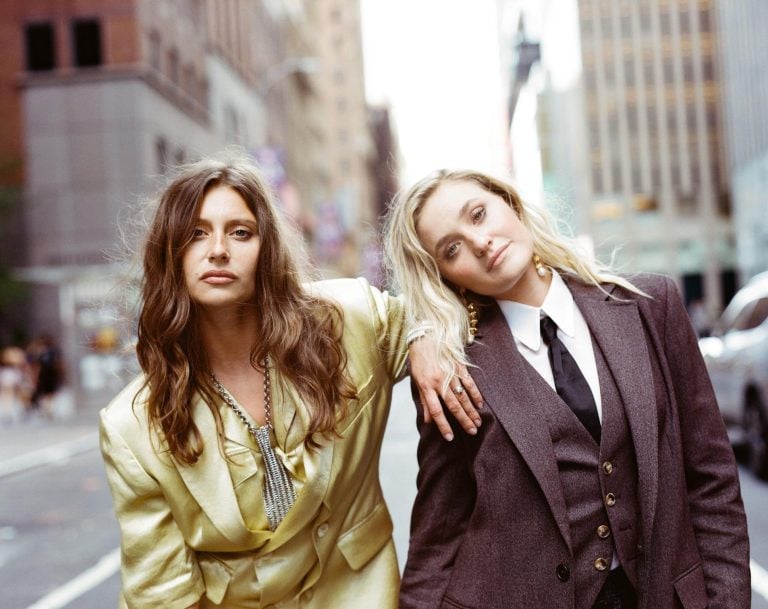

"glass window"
[148,31,161,72]
[591,166,603,194]
[25,23,56,71]
[663,58,674,83]
[156,137,168,173]
[624,59,634,85]
[168,49,179,85]
[73,19,102,67]
[699,8,711,33]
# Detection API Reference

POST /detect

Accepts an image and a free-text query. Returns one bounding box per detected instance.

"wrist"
[406,323,433,346]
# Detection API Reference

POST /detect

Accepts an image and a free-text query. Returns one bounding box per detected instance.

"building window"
[683,56,694,81]
[168,48,179,85]
[223,104,239,143]
[148,31,161,72]
[624,58,634,85]
[611,163,622,192]
[591,166,603,194]
[156,137,168,173]
[699,8,711,33]
[643,60,654,86]
[73,19,102,67]
[660,12,671,35]
[663,58,674,83]
[25,23,56,71]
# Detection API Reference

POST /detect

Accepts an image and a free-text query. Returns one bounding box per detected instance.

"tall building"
[714,0,768,282]
[577,0,735,311]
[306,0,376,277]
[366,104,400,287]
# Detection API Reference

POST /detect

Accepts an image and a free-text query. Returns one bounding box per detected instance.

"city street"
[1,379,767,608]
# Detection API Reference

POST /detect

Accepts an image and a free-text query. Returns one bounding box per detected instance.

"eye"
[445,242,460,259]
[191,227,206,238]
[232,228,252,238]
[471,206,486,223]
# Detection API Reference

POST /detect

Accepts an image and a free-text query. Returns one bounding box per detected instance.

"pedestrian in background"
[384,168,750,609]
[27,334,64,418]
[0,346,27,425]
[100,155,481,609]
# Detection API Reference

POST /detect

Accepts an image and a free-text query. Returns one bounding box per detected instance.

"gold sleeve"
[363,279,408,382]
[100,413,205,609]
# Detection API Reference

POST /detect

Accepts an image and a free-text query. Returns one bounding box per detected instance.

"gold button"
[317,523,329,538]
[303,589,314,602]
[597,524,611,539]
[594,557,608,571]
[602,461,614,475]
[605,493,616,506]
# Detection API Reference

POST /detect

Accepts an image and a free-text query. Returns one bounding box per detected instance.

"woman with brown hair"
[100,155,480,609]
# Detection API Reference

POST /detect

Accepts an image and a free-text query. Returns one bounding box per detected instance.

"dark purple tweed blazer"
[399,274,750,609]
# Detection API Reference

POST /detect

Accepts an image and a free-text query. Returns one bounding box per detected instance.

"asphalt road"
[1,379,766,608]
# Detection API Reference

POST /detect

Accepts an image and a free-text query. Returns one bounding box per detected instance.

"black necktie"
[540,315,601,444]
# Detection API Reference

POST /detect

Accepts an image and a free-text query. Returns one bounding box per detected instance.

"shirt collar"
[496,271,576,351]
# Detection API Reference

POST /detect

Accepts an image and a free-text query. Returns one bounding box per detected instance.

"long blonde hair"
[137,154,356,465]
[383,169,642,387]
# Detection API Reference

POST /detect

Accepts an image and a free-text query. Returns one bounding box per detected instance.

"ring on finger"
[452,385,465,395]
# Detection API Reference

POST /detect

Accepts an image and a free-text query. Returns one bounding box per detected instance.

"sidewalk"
[0,388,111,467]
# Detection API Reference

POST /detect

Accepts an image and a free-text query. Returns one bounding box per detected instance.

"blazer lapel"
[567,279,659,546]
[176,395,255,545]
[469,301,572,551]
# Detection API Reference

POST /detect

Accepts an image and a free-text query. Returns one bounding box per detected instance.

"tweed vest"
[539,335,640,609]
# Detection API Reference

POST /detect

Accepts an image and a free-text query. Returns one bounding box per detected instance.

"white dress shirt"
[496,271,603,421]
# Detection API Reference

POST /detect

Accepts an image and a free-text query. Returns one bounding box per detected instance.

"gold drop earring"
[460,291,479,338]
[533,253,547,277]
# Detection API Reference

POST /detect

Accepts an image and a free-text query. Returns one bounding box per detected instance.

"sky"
[360,0,510,185]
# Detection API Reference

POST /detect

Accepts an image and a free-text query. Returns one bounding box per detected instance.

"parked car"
[699,272,768,479]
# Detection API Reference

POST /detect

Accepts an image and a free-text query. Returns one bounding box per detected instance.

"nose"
[469,233,492,257]
[207,233,230,261]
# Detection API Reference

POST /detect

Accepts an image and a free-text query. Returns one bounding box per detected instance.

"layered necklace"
[210,355,296,531]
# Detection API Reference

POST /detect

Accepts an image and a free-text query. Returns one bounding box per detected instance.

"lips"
[201,270,236,284]
[487,242,509,271]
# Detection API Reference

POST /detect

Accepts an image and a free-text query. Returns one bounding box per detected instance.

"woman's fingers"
[419,382,476,440]
[454,365,483,421]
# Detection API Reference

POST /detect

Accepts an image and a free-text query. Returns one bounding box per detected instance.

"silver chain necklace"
[210,356,296,531]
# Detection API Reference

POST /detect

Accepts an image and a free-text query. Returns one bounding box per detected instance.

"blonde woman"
[384,169,749,609]
[100,157,480,609]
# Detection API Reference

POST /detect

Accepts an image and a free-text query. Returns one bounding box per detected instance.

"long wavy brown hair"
[136,154,356,465]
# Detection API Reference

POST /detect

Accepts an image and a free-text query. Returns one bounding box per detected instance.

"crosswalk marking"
[753,558,768,601]
[25,548,120,609]
[0,433,98,478]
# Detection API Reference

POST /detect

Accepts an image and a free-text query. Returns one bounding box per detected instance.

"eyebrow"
[432,198,477,255]
[195,217,258,228]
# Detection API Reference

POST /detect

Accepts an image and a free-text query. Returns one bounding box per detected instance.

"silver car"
[699,272,768,479]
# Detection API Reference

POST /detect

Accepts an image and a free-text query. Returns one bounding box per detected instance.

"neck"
[500,265,553,307]
[197,305,261,374]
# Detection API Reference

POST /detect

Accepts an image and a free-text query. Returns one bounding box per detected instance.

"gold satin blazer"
[100,278,407,609]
